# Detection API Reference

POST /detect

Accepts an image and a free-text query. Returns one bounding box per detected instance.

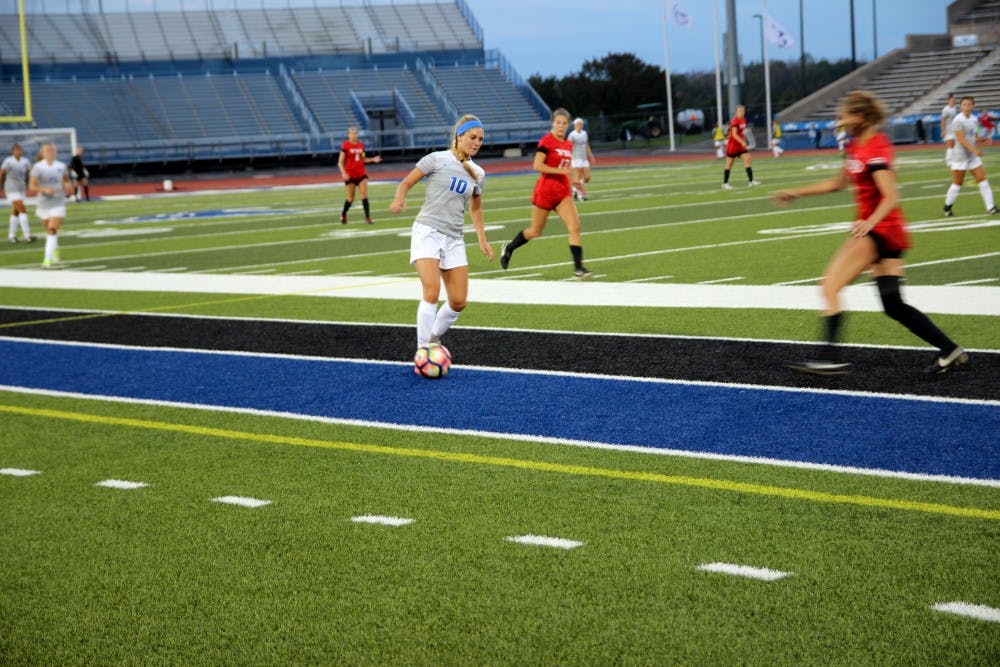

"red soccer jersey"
[341,140,367,179]
[725,115,747,154]
[533,132,573,199]
[845,132,910,249]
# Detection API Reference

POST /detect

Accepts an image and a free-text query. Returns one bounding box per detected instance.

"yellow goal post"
[0,0,33,123]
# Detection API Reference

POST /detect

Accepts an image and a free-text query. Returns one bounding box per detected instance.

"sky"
[463,0,955,78]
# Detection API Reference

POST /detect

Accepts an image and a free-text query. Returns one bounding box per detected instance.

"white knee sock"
[978,180,995,210]
[18,212,29,237]
[44,234,57,262]
[945,147,952,164]
[430,303,460,341]
[8,215,16,239]
[945,183,961,206]
[416,300,437,346]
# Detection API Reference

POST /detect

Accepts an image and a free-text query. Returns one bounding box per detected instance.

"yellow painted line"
[0,277,410,330]
[3,403,998,521]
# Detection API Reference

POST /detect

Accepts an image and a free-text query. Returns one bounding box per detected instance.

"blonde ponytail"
[452,114,483,180]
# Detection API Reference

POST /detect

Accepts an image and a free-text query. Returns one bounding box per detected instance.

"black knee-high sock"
[362,198,370,218]
[84,185,90,201]
[506,230,528,254]
[342,200,352,217]
[820,312,843,360]
[746,167,754,182]
[877,276,957,352]
[569,244,584,269]
[723,169,731,184]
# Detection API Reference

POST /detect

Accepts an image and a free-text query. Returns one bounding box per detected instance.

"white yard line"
[0,467,40,476]
[95,479,148,490]
[211,495,271,508]
[698,276,745,284]
[350,515,415,527]
[931,602,1000,623]
[777,251,1000,286]
[625,275,674,283]
[945,277,998,286]
[506,535,584,550]
[697,563,792,581]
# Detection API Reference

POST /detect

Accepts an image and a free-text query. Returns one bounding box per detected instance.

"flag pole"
[662,0,676,151]
[713,0,723,128]
[763,0,773,150]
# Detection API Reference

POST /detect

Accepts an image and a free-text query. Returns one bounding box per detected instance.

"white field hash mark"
[95,479,149,490]
[0,467,41,477]
[350,515,415,527]
[697,562,792,581]
[212,495,272,508]
[931,602,1000,623]
[506,535,584,550]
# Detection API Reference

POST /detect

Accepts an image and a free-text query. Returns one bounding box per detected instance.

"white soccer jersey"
[30,159,69,209]
[1,155,31,195]
[413,150,484,239]
[949,113,978,162]
[568,129,589,162]
[941,104,957,139]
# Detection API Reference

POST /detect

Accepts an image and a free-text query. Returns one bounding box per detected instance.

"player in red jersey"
[773,90,967,375]
[338,126,382,224]
[499,108,593,278]
[721,104,761,189]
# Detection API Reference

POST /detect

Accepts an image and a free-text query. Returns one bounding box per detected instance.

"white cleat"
[749,180,762,187]
[721,183,733,190]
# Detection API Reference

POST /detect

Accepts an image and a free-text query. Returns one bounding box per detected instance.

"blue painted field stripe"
[0,338,996,481]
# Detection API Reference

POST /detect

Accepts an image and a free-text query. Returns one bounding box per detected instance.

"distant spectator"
[943,95,997,216]
[69,146,90,202]
[915,118,926,144]
[808,121,820,149]
[338,126,381,224]
[712,124,725,159]
[979,111,994,145]
[771,119,784,158]
[941,92,957,165]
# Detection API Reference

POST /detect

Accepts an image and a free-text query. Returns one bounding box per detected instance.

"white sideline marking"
[283,269,326,275]
[212,495,271,508]
[946,277,998,286]
[626,275,674,283]
[698,276,744,284]
[6,265,996,316]
[507,535,584,550]
[500,273,543,280]
[95,479,148,490]
[778,251,1000,285]
[75,265,109,272]
[350,515,415,527]
[116,266,147,272]
[931,602,1000,623]
[698,562,792,581]
[158,267,189,273]
[0,467,40,477]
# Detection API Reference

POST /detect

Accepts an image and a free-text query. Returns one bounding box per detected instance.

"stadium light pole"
[873,0,878,58]
[850,0,857,69]
[799,0,806,96]
[753,13,773,154]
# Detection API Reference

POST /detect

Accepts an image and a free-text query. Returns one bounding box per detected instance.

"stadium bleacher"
[0,1,546,166]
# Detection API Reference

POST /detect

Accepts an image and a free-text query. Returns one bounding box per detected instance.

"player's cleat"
[340,214,347,224]
[8,237,16,244]
[943,204,953,217]
[52,250,60,262]
[721,183,733,190]
[573,267,594,280]
[924,346,968,374]
[366,218,374,225]
[25,235,35,243]
[785,359,853,376]
[749,180,762,187]
[499,242,511,270]
[989,207,998,215]
[41,259,52,269]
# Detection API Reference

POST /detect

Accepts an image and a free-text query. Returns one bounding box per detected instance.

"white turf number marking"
[350,515,415,527]
[95,479,149,490]
[697,562,792,581]
[506,534,584,550]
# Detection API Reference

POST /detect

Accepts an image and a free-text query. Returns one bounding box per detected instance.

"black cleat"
[924,346,969,374]
[943,204,954,217]
[786,359,853,376]
[25,235,35,243]
[989,207,998,215]
[340,214,347,224]
[499,242,511,270]
[573,266,594,280]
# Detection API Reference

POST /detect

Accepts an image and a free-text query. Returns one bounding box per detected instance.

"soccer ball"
[414,343,452,379]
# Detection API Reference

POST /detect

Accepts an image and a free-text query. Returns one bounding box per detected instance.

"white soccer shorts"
[5,193,24,203]
[571,159,590,169]
[949,155,984,172]
[36,205,66,221]
[409,222,468,270]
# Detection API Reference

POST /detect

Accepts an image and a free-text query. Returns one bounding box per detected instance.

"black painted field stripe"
[0,308,996,401]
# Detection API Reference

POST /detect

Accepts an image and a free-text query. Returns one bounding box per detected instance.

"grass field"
[2,147,998,665]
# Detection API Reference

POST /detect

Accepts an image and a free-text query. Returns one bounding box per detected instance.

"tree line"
[527,52,857,134]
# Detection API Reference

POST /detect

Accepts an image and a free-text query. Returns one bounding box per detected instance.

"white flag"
[671,2,693,29]
[765,15,795,49]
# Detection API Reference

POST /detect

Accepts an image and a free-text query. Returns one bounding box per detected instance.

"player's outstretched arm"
[773,172,848,204]
[389,167,425,214]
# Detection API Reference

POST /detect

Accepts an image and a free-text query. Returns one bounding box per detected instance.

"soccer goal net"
[0,128,77,163]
